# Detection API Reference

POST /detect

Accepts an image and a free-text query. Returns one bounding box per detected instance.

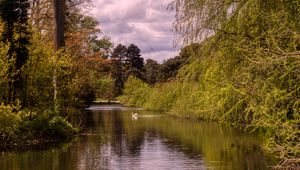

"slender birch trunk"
[53,0,65,111]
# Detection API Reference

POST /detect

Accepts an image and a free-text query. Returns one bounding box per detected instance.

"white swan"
[131,112,139,119]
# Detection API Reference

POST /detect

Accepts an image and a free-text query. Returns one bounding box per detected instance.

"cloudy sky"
[90,0,178,63]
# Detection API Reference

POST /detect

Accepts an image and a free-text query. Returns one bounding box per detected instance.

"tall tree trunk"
[53,0,65,50]
[53,0,65,111]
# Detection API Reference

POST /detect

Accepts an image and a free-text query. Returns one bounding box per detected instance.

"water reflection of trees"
[119,113,274,169]
[0,109,275,170]
[85,109,274,169]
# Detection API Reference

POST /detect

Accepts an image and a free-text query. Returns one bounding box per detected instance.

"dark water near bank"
[0,104,275,170]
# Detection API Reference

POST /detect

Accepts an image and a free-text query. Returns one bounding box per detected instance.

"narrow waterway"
[0,104,275,170]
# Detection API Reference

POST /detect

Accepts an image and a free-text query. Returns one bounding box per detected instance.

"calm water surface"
[0,104,275,170]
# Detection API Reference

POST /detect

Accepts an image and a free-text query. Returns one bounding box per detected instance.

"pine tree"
[125,44,144,80]
[0,0,30,104]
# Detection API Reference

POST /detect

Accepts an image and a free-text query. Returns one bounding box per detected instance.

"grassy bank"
[119,67,299,169]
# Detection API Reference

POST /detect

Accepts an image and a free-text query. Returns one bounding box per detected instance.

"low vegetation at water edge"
[0,103,78,149]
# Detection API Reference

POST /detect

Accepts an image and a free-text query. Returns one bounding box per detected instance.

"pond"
[0,104,276,170]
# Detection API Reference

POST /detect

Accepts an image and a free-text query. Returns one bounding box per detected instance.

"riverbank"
[118,76,300,169]
[0,104,79,150]
[93,99,121,104]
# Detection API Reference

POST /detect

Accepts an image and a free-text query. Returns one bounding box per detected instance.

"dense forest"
[119,0,300,169]
[0,0,299,169]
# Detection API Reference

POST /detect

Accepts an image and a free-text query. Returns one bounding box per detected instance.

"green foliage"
[0,42,9,102]
[91,75,114,100]
[158,56,186,82]
[126,44,144,69]
[168,82,210,119]
[0,0,31,104]
[89,36,113,57]
[0,0,112,149]
[120,1,300,167]
[0,103,78,149]
[111,43,145,96]
[19,109,50,138]
[120,77,183,112]
[168,38,300,166]
[144,59,160,85]
[47,116,78,139]
[74,83,96,105]
[24,39,54,107]
[167,0,300,167]
[118,76,150,107]
[143,82,180,111]
[0,103,21,146]
[150,45,192,83]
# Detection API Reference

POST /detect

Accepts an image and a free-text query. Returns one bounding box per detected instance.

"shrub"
[118,76,151,107]
[20,109,78,140]
[119,76,182,112]
[0,104,78,148]
[0,104,21,148]
[144,81,180,111]
[47,116,78,139]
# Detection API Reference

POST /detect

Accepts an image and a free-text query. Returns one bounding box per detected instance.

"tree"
[112,44,127,60]
[111,44,127,96]
[126,44,144,69]
[0,0,30,104]
[171,0,300,167]
[65,13,101,57]
[125,44,145,80]
[170,0,237,45]
[89,36,113,59]
[53,0,65,110]
[110,44,146,96]
[144,59,159,85]
[179,43,201,60]
[53,0,65,50]
[158,55,187,82]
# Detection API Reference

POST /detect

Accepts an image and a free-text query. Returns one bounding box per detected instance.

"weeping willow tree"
[171,0,300,45]
[169,0,300,168]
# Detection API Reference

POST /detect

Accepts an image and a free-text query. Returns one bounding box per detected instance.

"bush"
[19,109,55,135]
[118,76,151,107]
[119,76,182,112]
[0,104,21,147]
[20,109,78,140]
[144,81,180,111]
[0,103,78,149]
[47,116,78,139]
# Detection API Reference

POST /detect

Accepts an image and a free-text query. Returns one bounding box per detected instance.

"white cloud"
[143,50,179,63]
[90,0,179,62]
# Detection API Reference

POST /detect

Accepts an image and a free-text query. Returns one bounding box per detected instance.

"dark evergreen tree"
[110,43,146,96]
[0,0,30,104]
[126,44,144,69]
[125,44,145,80]
[112,44,127,60]
[111,44,127,96]
[144,59,159,85]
